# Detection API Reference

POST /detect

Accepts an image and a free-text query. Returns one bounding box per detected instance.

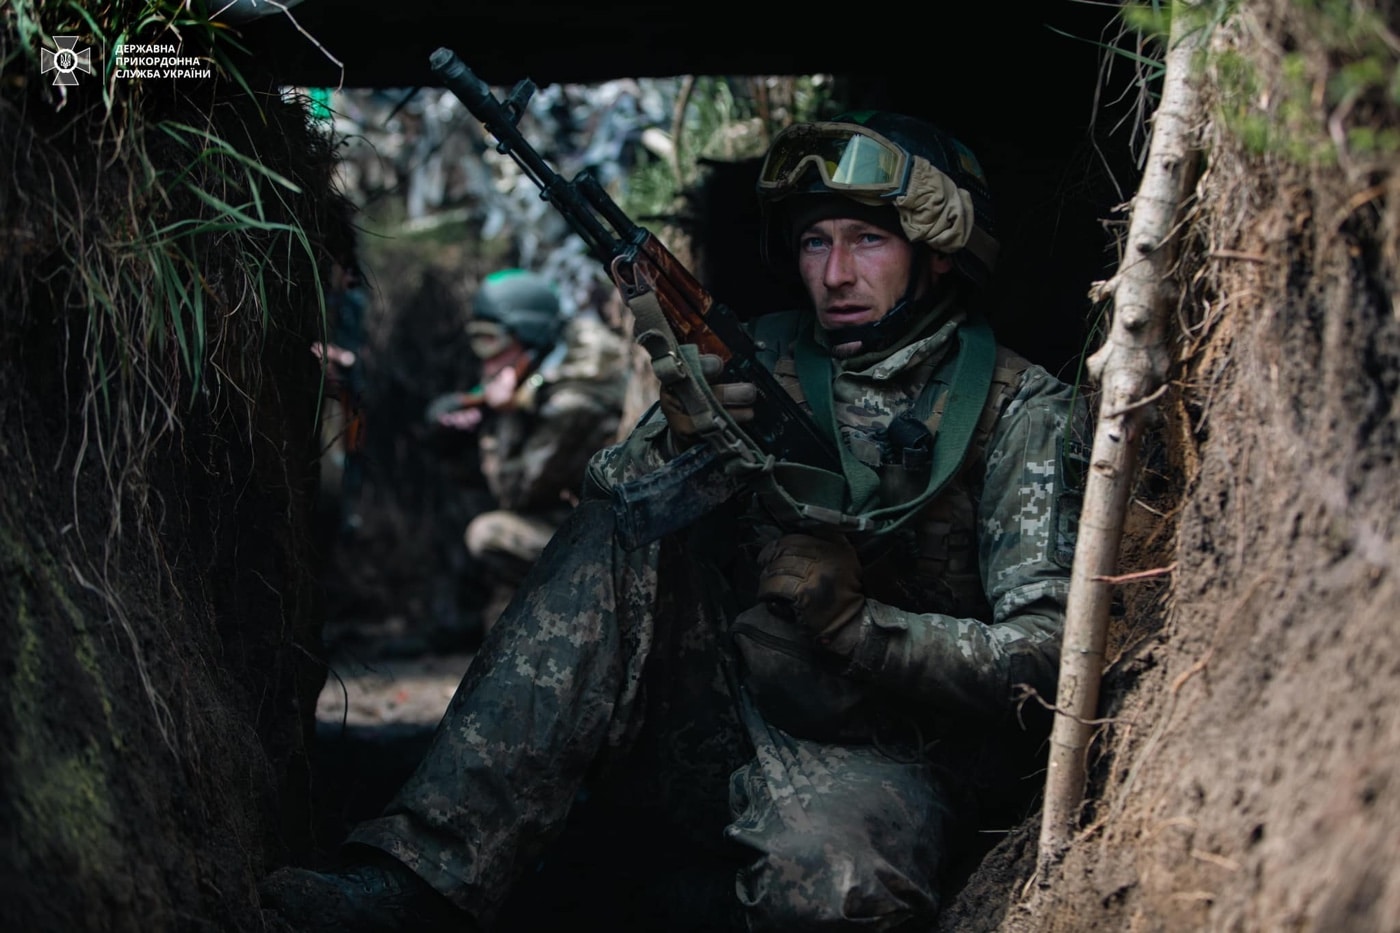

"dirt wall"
[957,3,1400,930]
[1037,165,1400,933]
[0,57,343,931]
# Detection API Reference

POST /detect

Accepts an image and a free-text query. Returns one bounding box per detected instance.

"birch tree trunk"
[1037,2,1208,867]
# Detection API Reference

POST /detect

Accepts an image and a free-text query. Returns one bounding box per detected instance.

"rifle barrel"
[430,47,841,475]
[430,48,624,263]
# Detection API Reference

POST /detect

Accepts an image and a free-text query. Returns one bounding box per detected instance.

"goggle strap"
[965,225,1000,270]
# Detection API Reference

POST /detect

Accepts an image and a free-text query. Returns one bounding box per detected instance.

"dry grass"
[2,0,351,755]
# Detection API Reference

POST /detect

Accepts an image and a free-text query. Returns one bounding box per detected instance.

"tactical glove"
[656,353,755,449]
[729,602,874,744]
[757,532,864,643]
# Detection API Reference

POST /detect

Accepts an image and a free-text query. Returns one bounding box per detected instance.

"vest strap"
[760,313,999,536]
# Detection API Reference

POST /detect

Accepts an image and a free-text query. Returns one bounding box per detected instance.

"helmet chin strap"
[822,251,948,355]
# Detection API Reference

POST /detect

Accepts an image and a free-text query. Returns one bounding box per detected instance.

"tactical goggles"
[758,122,912,199]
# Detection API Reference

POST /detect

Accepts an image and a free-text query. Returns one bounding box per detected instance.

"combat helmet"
[756,111,999,289]
[469,268,563,356]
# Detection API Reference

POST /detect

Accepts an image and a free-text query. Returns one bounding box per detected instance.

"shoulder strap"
[922,343,1033,458]
[792,326,881,512]
[862,313,997,532]
[784,313,998,533]
[750,309,804,372]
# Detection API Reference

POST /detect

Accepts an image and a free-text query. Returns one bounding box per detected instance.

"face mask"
[467,321,512,360]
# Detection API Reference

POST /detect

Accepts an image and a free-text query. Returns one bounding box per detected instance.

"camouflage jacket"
[481,314,631,514]
[586,303,1087,723]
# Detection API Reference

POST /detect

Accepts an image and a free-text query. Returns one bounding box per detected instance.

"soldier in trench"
[423,267,632,632]
[262,111,1088,931]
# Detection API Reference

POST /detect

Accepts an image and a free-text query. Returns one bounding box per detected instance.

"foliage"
[1055,2,1234,165]
[622,74,835,220]
[1070,0,1399,170]
[1211,0,1400,169]
[2,0,343,490]
[1,0,346,757]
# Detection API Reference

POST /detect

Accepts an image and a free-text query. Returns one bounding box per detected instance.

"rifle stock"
[430,48,841,474]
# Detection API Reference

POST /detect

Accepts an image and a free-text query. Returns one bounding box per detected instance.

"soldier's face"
[468,321,512,360]
[482,341,528,379]
[796,217,952,357]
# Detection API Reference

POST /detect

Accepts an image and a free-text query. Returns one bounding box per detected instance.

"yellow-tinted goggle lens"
[758,124,908,194]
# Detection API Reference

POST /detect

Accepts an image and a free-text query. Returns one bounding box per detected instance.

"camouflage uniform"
[350,300,1086,931]
[464,313,631,594]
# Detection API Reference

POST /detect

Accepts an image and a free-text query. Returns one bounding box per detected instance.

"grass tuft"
[2,0,351,757]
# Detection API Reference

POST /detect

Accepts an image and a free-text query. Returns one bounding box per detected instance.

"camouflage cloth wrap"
[463,509,563,586]
[351,305,1086,931]
[727,704,950,930]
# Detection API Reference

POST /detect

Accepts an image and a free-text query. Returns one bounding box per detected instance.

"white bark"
[1037,3,1208,867]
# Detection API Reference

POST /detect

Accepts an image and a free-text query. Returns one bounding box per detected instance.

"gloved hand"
[757,533,864,643]
[656,353,756,449]
[730,602,873,743]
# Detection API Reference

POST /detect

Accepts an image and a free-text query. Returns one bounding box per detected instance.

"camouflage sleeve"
[835,366,1088,721]
[490,382,624,511]
[580,403,674,500]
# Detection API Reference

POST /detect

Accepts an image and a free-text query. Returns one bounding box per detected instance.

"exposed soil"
[945,6,1400,930]
[7,3,1399,931]
[1018,159,1400,931]
[0,64,340,931]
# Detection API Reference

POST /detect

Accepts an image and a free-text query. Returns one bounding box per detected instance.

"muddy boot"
[259,848,470,933]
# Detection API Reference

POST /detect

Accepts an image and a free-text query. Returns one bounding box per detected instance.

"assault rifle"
[446,348,544,412]
[428,48,841,483]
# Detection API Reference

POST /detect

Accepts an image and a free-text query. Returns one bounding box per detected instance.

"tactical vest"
[748,309,1031,619]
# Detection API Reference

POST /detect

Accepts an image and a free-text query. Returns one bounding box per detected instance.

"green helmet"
[472,268,563,351]
[756,111,999,289]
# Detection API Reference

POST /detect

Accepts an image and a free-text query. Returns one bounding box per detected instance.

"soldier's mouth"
[820,305,871,326]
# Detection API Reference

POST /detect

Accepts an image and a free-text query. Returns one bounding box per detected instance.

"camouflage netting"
[311,79,813,646]
[1,7,351,931]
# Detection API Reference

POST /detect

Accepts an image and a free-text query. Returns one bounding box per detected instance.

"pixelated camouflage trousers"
[349,497,950,931]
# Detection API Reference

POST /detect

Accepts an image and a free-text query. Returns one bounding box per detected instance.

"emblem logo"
[40,36,93,86]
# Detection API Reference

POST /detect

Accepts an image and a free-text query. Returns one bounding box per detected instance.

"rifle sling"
[626,288,763,468]
[786,314,998,535]
[617,285,998,542]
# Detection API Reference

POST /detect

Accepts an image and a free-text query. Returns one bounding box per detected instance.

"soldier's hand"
[424,391,482,431]
[656,353,756,448]
[757,533,864,642]
[482,364,520,410]
[437,406,483,431]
